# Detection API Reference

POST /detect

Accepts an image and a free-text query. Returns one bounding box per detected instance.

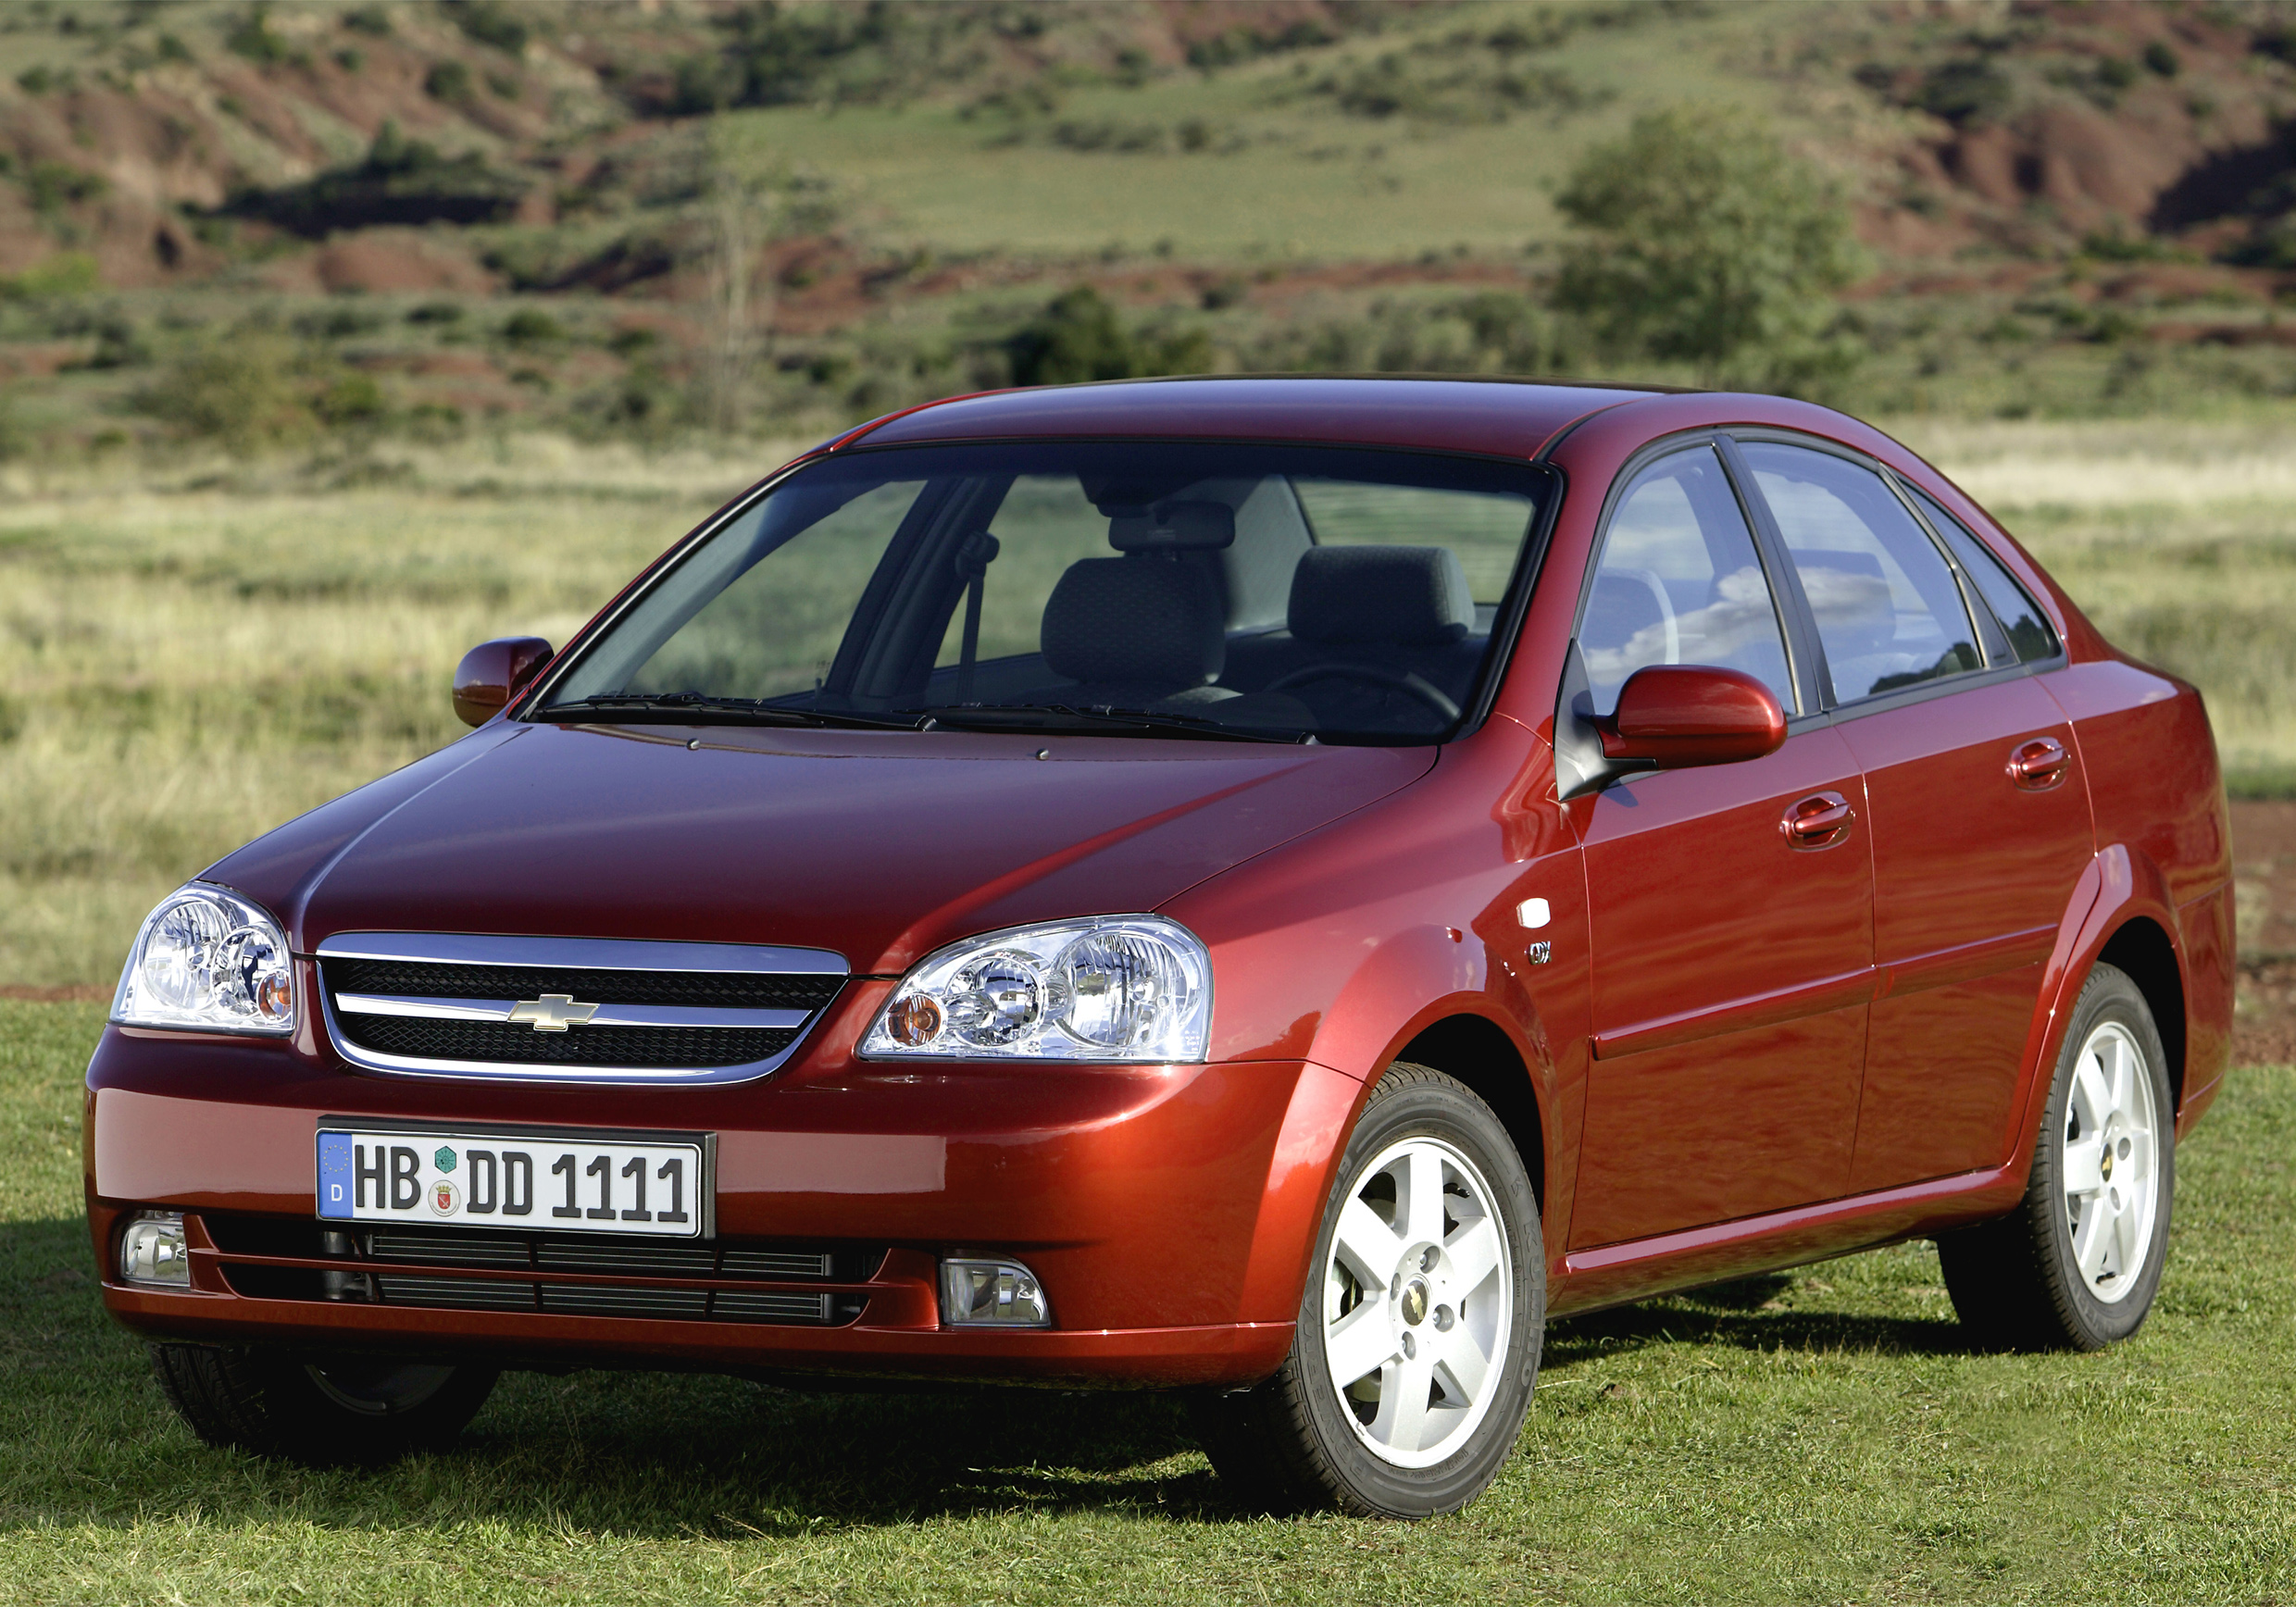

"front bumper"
[86,1019,1360,1388]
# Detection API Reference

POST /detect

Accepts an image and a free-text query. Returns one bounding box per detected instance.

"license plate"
[317,1124,711,1238]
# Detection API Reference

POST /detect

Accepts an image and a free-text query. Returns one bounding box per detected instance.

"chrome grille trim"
[332,993,812,1030]
[315,933,847,1086]
[315,932,845,975]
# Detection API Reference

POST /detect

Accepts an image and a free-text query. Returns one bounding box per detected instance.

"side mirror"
[1597,665,1786,768]
[453,636,555,728]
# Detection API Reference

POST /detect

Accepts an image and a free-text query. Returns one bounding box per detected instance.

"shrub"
[226,7,290,65]
[499,307,564,344]
[1004,285,1207,386]
[426,60,475,103]
[1553,106,1866,392]
[139,343,311,454]
[445,0,528,56]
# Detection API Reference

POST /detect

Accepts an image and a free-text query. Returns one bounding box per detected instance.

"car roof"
[834,375,1677,461]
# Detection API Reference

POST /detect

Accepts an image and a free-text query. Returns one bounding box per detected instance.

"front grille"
[205,1215,880,1327]
[336,1014,797,1068]
[324,958,842,1013]
[315,934,848,1082]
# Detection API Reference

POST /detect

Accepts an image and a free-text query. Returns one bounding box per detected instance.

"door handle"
[1780,791,1855,850]
[2007,736,2070,791]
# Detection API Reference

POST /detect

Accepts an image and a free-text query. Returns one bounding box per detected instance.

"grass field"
[5,415,2295,990]
[0,1000,2288,1603]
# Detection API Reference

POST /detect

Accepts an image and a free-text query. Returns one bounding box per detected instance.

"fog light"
[941,1258,1051,1327]
[119,1212,189,1288]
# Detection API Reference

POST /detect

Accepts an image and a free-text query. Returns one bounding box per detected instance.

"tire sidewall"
[1292,1069,1544,1517]
[2033,967,2176,1347]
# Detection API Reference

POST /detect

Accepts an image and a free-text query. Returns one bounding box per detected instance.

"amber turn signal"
[886,993,943,1046]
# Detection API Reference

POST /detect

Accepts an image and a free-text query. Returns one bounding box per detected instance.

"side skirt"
[1548,1163,2026,1317]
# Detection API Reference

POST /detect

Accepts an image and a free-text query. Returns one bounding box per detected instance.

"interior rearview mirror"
[1596,665,1787,769]
[453,636,555,728]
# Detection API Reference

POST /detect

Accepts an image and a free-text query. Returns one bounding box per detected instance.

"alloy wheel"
[2060,1019,2161,1304]
[1321,1136,1513,1468]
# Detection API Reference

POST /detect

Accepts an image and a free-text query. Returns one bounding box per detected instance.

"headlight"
[861,916,1210,1064]
[112,884,296,1035]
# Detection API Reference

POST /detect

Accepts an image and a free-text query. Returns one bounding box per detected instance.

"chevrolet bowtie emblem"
[506,994,599,1032]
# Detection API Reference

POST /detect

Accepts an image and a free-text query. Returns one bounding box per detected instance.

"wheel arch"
[1392,1014,1546,1212]
[2095,916,2188,1114]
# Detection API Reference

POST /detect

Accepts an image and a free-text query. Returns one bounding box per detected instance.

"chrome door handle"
[1780,791,1855,850]
[2008,736,2070,791]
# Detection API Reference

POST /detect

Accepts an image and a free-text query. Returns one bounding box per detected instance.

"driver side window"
[1581,446,1797,717]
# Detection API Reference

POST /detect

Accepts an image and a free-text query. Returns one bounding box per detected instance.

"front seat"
[1037,556,1234,708]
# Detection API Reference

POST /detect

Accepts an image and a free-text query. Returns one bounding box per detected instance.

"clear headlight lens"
[861,916,1210,1063]
[112,884,296,1035]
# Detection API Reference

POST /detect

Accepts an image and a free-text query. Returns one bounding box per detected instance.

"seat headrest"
[1107,499,1235,553]
[1042,558,1225,688]
[1288,546,1475,646]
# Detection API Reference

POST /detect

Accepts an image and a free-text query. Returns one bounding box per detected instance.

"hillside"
[11,0,2296,451]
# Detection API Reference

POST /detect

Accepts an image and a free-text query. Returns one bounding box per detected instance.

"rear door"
[1735,439,2094,1192]
[1567,442,1874,1249]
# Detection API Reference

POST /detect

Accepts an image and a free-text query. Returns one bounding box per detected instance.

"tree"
[1552,107,1867,394]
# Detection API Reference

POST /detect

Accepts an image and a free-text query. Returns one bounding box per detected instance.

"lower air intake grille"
[337,1015,797,1069]
[203,1215,878,1328]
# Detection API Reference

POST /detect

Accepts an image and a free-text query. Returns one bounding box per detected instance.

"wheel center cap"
[1400,1278,1429,1327]
[2101,1148,2115,1180]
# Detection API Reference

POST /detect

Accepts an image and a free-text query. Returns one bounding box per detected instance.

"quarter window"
[1580,445,1796,716]
[1904,485,2061,665]
[1741,442,1980,705]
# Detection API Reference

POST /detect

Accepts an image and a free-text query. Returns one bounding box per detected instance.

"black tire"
[149,1344,497,1465]
[1938,963,2175,1352]
[1192,1064,1543,1518]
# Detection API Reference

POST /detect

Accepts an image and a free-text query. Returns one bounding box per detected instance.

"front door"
[1566,444,1876,1250]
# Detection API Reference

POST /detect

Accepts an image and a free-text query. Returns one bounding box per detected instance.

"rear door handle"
[2008,736,2070,791]
[1780,791,1855,850]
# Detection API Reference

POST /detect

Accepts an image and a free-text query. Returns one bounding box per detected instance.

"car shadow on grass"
[3,1216,1977,1536]
[1543,1272,1975,1366]
[1,1215,1242,1534]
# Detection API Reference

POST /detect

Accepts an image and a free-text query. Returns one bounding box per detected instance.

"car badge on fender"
[506,994,599,1032]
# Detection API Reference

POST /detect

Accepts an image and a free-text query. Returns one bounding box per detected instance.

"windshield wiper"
[914,703,1307,743]
[534,693,922,730]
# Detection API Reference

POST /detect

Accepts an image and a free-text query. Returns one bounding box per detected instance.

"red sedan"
[89,378,2231,1518]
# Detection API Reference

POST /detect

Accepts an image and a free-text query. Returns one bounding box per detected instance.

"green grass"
[3,999,2291,1602]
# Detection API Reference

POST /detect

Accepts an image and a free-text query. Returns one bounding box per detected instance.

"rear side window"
[1904,485,2061,665]
[1580,445,1797,716]
[1742,442,1981,705]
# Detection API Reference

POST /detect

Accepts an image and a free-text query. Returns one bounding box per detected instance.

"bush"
[226,7,290,65]
[139,344,312,454]
[0,253,100,300]
[1553,107,1866,392]
[445,0,528,55]
[426,60,475,103]
[221,122,526,236]
[1004,285,1194,386]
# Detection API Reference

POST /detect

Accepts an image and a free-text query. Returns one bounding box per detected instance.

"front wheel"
[1193,1064,1543,1517]
[1938,962,2175,1351]
[150,1343,498,1465]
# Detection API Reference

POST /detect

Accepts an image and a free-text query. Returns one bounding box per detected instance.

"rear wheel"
[1938,963,2174,1351]
[150,1344,496,1465]
[1193,1064,1542,1517]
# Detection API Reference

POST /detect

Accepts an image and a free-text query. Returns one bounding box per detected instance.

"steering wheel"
[1264,664,1461,722]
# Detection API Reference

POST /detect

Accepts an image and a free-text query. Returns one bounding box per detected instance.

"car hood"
[207,721,1435,974]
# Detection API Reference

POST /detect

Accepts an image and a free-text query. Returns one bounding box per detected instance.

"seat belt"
[953,530,1001,704]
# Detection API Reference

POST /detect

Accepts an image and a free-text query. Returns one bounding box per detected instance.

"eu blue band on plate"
[317,1131,353,1219]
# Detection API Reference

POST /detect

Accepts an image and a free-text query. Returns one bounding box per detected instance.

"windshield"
[537,442,1554,744]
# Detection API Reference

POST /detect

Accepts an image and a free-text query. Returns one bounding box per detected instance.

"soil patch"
[2233,799,2296,1065]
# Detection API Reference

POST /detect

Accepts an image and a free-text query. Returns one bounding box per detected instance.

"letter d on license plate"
[317,1124,711,1238]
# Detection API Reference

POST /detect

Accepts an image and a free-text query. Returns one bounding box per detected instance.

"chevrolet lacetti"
[88,378,2232,1517]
